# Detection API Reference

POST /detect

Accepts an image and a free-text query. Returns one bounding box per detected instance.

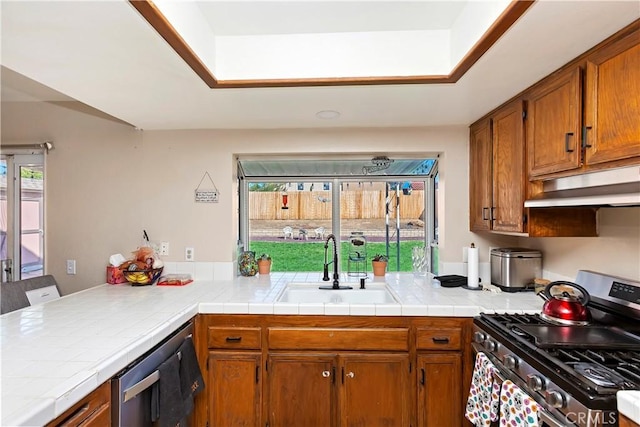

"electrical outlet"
[159,242,169,256]
[66,259,76,275]
[185,247,194,262]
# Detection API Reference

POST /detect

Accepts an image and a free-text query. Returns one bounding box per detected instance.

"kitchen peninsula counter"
[0,272,630,426]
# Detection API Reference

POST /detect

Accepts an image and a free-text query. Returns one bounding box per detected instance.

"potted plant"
[257,253,272,275]
[371,254,388,277]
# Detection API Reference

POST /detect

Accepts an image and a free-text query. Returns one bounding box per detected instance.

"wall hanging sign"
[195,172,219,203]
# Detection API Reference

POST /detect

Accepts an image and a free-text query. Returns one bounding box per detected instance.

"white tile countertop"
[0,272,635,426]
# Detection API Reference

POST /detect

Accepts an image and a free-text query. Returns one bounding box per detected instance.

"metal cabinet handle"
[225,336,242,342]
[420,368,425,386]
[482,207,490,221]
[564,132,574,152]
[346,371,355,378]
[432,336,450,344]
[322,370,331,378]
[490,207,496,221]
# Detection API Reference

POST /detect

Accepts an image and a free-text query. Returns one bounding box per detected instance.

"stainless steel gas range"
[472,270,640,427]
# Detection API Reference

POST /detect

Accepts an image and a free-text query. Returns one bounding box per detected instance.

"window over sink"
[237,156,439,274]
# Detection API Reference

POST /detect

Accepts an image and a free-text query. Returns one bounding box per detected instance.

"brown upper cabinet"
[469,118,493,232]
[469,100,528,234]
[584,28,640,166]
[469,21,639,237]
[470,96,598,237]
[526,20,640,180]
[491,100,527,233]
[527,66,582,177]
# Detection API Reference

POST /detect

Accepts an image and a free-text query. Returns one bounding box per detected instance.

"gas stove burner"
[573,363,628,388]
[510,326,529,337]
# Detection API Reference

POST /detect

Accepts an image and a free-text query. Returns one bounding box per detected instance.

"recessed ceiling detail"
[129,0,534,89]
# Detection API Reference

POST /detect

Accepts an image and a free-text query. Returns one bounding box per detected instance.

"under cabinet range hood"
[524,166,640,208]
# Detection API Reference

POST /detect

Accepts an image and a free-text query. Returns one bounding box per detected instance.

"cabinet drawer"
[46,381,110,427]
[77,403,110,427]
[208,327,262,349]
[416,327,462,350]
[268,327,409,351]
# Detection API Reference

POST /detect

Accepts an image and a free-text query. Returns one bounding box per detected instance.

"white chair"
[283,226,293,240]
[314,227,325,240]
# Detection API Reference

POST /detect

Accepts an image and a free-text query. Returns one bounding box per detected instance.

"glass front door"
[0,154,45,282]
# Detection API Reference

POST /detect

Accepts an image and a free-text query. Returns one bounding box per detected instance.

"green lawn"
[249,240,433,272]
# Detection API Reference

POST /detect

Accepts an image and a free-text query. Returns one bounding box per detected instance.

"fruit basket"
[122,267,164,286]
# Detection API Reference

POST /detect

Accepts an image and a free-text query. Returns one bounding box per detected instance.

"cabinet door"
[208,352,261,427]
[340,353,411,427]
[584,30,640,165]
[527,66,582,178]
[469,119,493,231]
[417,353,462,427]
[267,354,336,427]
[492,100,526,233]
[620,413,640,427]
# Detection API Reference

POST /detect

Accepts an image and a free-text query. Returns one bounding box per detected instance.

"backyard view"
[0,158,45,281]
[247,181,432,273]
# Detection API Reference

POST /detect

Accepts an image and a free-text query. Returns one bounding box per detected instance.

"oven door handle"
[122,334,191,403]
[473,347,568,427]
[491,368,506,383]
[123,370,160,403]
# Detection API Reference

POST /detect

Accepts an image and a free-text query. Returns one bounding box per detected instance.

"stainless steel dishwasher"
[111,319,194,426]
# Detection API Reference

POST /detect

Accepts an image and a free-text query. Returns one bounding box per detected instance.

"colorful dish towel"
[465,352,501,426]
[499,380,540,427]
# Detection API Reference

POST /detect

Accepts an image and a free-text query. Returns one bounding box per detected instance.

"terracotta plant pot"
[257,259,271,275]
[372,261,387,277]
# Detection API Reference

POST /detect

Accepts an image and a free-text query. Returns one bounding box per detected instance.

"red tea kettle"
[539,281,591,325]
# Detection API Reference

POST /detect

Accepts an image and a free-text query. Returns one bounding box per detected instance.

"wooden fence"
[249,190,424,220]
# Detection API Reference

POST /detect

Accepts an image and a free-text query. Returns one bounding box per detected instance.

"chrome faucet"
[320,234,352,290]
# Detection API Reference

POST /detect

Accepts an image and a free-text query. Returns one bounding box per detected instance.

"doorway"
[0,154,45,282]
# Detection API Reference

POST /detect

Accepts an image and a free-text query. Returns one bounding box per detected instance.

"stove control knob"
[473,331,486,343]
[502,355,519,369]
[526,374,546,392]
[545,390,566,409]
[484,339,497,352]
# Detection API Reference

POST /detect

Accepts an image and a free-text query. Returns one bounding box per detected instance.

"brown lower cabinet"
[267,353,411,427]
[620,414,640,427]
[45,381,110,427]
[208,351,262,427]
[194,315,473,427]
[417,353,462,427]
[340,353,411,427]
[268,354,336,426]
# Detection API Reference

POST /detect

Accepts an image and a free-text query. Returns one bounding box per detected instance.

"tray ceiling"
[1,1,638,130]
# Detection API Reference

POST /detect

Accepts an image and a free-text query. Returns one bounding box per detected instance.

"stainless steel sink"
[277,283,400,304]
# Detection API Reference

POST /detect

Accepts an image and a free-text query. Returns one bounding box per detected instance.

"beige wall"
[521,208,640,281]
[2,100,638,294]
